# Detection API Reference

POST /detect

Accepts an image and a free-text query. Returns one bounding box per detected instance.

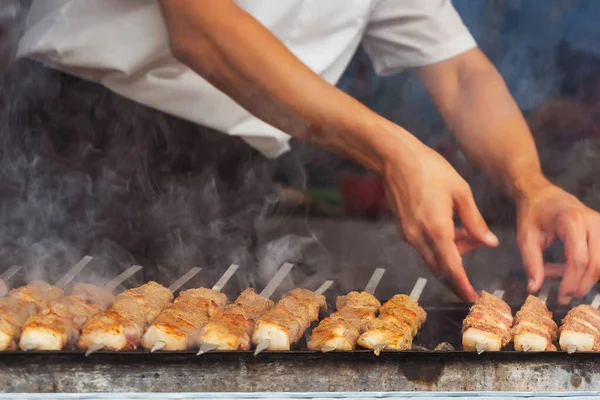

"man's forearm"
[158,0,422,175]
[417,49,551,200]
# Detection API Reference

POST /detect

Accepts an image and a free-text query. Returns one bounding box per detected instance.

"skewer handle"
[493,290,505,300]
[0,265,21,282]
[103,265,143,292]
[409,277,428,302]
[315,280,334,295]
[259,263,294,299]
[168,267,202,292]
[55,256,94,289]
[211,264,239,292]
[364,268,386,295]
[537,283,551,305]
[591,294,600,310]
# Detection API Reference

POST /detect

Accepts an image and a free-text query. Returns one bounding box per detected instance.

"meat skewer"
[0,266,23,298]
[357,277,428,355]
[512,284,558,352]
[196,262,294,355]
[0,256,93,351]
[251,279,332,354]
[462,290,513,353]
[19,265,143,351]
[77,267,202,355]
[559,294,600,353]
[141,264,239,352]
[307,268,385,352]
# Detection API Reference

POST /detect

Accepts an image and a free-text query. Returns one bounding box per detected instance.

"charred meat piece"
[511,295,558,352]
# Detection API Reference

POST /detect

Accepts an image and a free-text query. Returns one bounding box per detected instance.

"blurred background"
[264,0,600,303]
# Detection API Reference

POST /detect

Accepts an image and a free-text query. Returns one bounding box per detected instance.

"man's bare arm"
[416,48,550,200]
[158,0,423,174]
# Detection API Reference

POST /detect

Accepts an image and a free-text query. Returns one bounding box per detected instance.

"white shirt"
[17,0,476,158]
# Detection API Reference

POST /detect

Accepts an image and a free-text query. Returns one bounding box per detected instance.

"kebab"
[251,278,332,353]
[18,265,143,351]
[307,268,384,352]
[462,290,513,353]
[78,267,202,354]
[141,264,239,352]
[558,294,600,353]
[511,284,558,352]
[196,262,293,354]
[0,256,94,351]
[357,277,428,354]
[0,266,22,298]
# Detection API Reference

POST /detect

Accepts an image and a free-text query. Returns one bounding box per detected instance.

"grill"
[1,302,599,394]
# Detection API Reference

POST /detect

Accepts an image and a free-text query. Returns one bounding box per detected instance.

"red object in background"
[339,175,387,218]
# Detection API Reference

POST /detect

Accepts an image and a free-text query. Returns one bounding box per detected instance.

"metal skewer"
[322,268,386,353]
[520,284,551,353]
[254,276,334,356]
[103,265,143,292]
[364,268,385,295]
[168,267,202,292]
[0,265,22,283]
[150,264,239,354]
[87,267,201,357]
[55,256,94,289]
[474,290,506,355]
[199,263,294,356]
[566,293,600,354]
[374,277,428,356]
[0,265,22,298]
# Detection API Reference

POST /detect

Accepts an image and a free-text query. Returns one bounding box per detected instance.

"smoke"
[0,58,283,291]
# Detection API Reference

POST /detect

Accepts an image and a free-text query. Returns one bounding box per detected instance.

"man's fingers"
[454,227,484,255]
[454,189,499,247]
[518,228,545,293]
[575,231,600,298]
[557,214,589,304]
[432,235,477,302]
[544,263,565,278]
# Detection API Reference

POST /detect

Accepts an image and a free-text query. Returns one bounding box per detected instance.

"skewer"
[168,267,202,292]
[0,265,22,298]
[253,278,332,355]
[103,265,143,293]
[560,293,600,354]
[196,263,294,356]
[83,268,198,356]
[144,264,239,353]
[308,268,385,353]
[364,268,385,295]
[55,256,94,289]
[480,290,504,354]
[20,266,145,352]
[371,277,428,356]
[515,283,554,353]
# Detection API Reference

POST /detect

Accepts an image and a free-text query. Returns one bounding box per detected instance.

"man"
[6,0,600,303]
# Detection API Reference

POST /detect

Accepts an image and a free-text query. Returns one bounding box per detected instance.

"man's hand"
[518,182,600,304]
[383,141,499,301]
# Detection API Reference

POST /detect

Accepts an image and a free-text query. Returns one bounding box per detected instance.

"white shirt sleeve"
[362,0,478,76]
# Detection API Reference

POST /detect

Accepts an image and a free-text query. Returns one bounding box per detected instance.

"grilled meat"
[0,281,64,350]
[197,288,274,351]
[251,288,327,351]
[559,304,600,352]
[462,291,513,351]
[308,291,380,351]
[19,293,106,351]
[77,282,173,351]
[511,295,557,351]
[357,294,426,352]
[141,288,227,351]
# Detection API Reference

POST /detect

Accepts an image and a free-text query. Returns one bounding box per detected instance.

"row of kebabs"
[463,291,600,353]
[0,264,427,353]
